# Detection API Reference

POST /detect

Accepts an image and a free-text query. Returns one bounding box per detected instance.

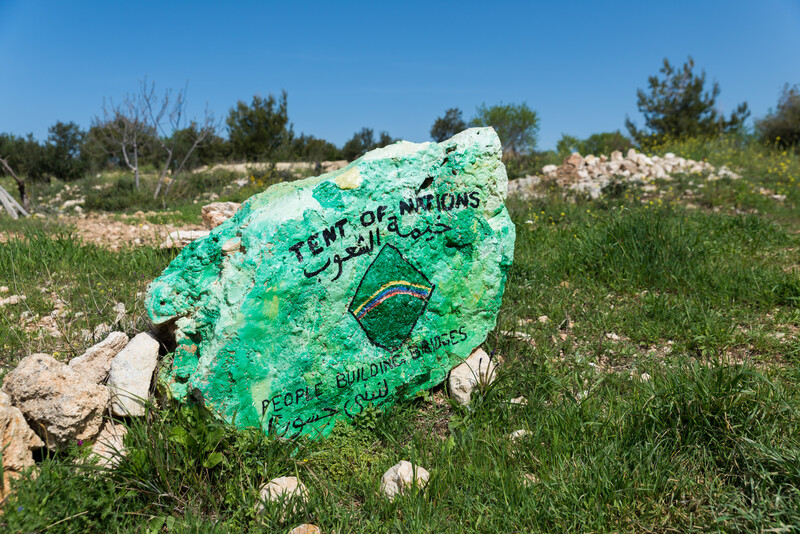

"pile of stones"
[0,332,159,500]
[508,148,740,199]
[0,335,500,506]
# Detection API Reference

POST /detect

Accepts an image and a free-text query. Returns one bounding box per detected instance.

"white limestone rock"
[508,429,532,440]
[2,354,111,450]
[0,390,43,500]
[159,230,210,249]
[257,476,308,516]
[380,460,430,500]
[108,333,159,417]
[89,419,127,468]
[201,201,241,229]
[68,331,129,384]
[448,347,497,406]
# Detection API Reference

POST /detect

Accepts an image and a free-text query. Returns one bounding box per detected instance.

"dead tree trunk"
[0,158,30,219]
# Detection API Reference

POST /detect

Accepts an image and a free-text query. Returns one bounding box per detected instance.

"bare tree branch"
[91,93,150,189]
[143,79,216,199]
[0,155,29,213]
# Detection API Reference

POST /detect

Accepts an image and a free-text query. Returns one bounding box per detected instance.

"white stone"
[0,390,43,500]
[288,525,321,534]
[0,295,26,307]
[257,476,308,515]
[159,230,210,249]
[448,348,497,406]
[510,396,527,405]
[68,331,129,384]
[380,460,430,500]
[222,237,242,254]
[508,429,532,440]
[2,354,111,450]
[542,164,558,176]
[89,419,127,468]
[565,153,584,167]
[610,150,623,162]
[108,333,159,416]
[201,201,241,229]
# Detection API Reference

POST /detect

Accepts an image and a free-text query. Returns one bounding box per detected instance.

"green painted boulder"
[146,127,515,438]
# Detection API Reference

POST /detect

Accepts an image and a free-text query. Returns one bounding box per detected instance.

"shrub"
[756,84,800,150]
[626,57,749,143]
[556,131,633,158]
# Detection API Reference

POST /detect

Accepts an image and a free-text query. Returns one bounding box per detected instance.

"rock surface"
[89,420,127,468]
[201,201,241,229]
[257,476,308,515]
[380,460,430,500]
[68,331,129,384]
[0,390,43,501]
[2,354,111,449]
[0,294,26,307]
[448,347,497,406]
[108,333,159,416]
[508,429,531,440]
[146,128,515,438]
[508,148,739,199]
[159,230,211,249]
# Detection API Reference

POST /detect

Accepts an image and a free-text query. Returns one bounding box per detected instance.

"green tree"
[471,102,539,158]
[290,134,341,164]
[195,131,231,166]
[341,128,395,161]
[625,57,750,143]
[0,133,49,182]
[45,121,88,181]
[755,84,800,150]
[556,131,633,157]
[169,122,222,172]
[430,108,467,142]
[226,91,293,161]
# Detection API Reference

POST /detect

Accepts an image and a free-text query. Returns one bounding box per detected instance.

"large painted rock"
[146,128,515,438]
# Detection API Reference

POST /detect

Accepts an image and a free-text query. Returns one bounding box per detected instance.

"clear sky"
[1,0,799,150]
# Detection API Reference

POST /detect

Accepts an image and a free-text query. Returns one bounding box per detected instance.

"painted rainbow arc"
[353,280,432,319]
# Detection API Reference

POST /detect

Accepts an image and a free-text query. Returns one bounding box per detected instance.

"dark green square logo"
[349,244,434,350]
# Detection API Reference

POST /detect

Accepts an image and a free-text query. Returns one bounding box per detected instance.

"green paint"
[145,128,515,438]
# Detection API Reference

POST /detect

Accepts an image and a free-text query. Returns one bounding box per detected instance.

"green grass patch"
[2,143,800,532]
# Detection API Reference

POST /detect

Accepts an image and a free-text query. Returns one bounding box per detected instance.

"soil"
[57,213,204,251]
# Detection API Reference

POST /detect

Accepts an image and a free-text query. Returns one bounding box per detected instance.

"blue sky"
[1,0,799,150]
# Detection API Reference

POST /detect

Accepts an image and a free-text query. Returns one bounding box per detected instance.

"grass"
[1,138,799,532]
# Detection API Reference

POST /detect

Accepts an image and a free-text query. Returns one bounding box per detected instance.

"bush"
[341,128,394,161]
[626,57,749,143]
[471,102,539,158]
[84,175,156,211]
[556,131,633,158]
[226,91,293,161]
[756,84,800,150]
[430,108,467,142]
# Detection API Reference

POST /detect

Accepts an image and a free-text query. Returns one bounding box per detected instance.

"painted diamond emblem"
[349,244,434,350]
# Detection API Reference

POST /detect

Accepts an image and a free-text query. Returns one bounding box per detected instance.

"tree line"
[1,56,799,201]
